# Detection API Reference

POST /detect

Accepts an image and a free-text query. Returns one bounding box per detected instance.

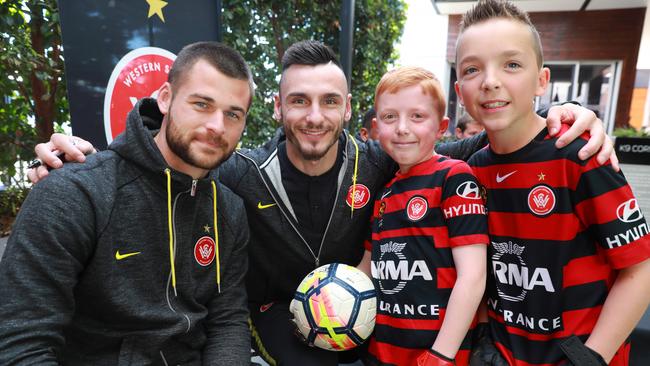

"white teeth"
[302,130,326,135]
[483,101,508,108]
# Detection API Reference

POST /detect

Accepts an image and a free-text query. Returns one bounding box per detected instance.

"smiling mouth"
[481,101,509,109]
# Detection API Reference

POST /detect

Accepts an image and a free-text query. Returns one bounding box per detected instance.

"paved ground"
[0,163,648,364]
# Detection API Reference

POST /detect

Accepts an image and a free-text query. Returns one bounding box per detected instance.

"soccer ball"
[290,263,377,351]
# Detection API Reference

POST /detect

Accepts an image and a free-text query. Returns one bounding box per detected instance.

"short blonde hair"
[374,66,446,117]
[458,0,543,67]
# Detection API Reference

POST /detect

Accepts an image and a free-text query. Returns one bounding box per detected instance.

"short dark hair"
[168,41,255,109]
[456,113,476,132]
[362,107,376,130]
[457,0,543,67]
[281,40,342,72]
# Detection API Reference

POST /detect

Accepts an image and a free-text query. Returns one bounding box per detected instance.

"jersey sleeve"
[440,160,489,247]
[573,158,650,269]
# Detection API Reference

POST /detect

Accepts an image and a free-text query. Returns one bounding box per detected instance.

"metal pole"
[216,0,223,42]
[340,0,355,90]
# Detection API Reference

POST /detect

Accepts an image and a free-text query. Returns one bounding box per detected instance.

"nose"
[306,104,325,125]
[396,115,409,135]
[481,67,501,91]
[205,111,226,135]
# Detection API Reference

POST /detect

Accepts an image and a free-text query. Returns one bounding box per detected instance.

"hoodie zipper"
[190,179,198,196]
[165,188,192,333]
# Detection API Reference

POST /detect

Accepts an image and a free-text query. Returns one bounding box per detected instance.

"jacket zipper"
[165,190,192,333]
[236,134,350,268]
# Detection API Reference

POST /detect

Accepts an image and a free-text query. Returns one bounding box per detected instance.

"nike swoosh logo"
[496,170,517,183]
[381,190,392,199]
[257,202,277,209]
[115,250,141,260]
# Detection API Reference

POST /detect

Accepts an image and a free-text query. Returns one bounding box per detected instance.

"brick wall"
[448,9,646,127]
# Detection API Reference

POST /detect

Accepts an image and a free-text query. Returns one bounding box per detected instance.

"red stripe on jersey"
[562,254,612,288]
[574,185,636,225]
[488,307,601,341]
[437,267,457,289]
[373,226,451,247]
[606,236,650,269]
[489,212,581,241]
[364,239,372,251]
[368,340,471,366]
[472,160,581,191]
[381,188,442,215]
[449,233,490,247]
[376,309,447,330]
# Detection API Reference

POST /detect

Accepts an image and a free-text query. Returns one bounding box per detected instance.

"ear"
[359,127,369,142]
[454,81,464,106]
[344,93,353,122]
[437,117,450,139]
[535,67,551,96]
[455,127,463,139]
[273,94,282,121]
[157,82,172,115]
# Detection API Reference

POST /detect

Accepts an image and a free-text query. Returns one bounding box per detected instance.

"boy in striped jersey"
[454,1,650,365]
[358,66,489,366]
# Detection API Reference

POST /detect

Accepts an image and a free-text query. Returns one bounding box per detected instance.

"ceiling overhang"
[432,0,647,15]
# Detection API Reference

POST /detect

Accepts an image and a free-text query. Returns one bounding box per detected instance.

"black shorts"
[249,301,364,366]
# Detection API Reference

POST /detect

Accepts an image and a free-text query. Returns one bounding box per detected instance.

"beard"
[165,109,235,171]
[283,119,343,162]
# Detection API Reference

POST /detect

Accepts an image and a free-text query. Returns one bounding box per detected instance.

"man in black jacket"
[0,42,253,365]
[29,40,612,366]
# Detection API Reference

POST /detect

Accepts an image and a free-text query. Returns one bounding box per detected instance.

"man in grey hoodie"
[0,42,253,365]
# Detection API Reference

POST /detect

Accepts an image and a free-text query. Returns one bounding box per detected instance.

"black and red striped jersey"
[364,155,489,366]
[468,126,650,366]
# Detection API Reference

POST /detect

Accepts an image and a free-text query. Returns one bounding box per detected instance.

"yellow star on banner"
[538,172,546,181]
[146,0,168,22]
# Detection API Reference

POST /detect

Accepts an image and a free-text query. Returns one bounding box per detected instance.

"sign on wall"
[58,0,220,149]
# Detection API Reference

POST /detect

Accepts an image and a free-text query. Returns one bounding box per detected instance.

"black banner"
[58,0,220,149]
[615,137,650,165]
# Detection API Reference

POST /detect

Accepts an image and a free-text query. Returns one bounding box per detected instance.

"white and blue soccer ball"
[289,263,377,351]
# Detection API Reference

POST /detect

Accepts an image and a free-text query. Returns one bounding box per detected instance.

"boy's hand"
[546,103,619,171]
[28,133,96,184]
[417,349,455,366]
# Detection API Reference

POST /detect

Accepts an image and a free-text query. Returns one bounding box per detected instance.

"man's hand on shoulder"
[28,133,96,184]
[545,103,618,171]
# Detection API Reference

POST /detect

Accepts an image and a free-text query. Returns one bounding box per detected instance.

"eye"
[506,62,521,70]
[291,98,306,105]
[381,113,396,122]
[463,66,478,75]
[225,111,241,120]
[194,101,208,109]
[324,97,338,105]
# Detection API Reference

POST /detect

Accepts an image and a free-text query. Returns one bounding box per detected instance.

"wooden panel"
[448,9,646,128]
[629,87,647,130]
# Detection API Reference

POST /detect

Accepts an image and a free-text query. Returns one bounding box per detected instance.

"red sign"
[104,47,176,143]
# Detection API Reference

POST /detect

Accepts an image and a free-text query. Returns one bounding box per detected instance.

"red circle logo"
[346,184,370,209]
[194,236,216,266]
[527,185,555,216]
[104,47,176,144]
[406,196,428,221]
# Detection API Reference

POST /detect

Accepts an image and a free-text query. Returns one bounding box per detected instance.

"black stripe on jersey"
[573,165,628,205]
[373,324,473,350]
[374,234,455,266]
[379,208,446,231]
[487,187,574,214]
[562,280,608,311]
[441,171,481,200]
[492,322,588,364]
[488,233,598,263]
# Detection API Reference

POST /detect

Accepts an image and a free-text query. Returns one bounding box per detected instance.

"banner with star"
[58,0,221,149]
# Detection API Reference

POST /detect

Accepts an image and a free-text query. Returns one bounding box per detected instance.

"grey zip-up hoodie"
[0,99,250,365]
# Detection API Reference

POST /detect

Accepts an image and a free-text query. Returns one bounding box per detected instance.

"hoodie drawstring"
[348,134,360,218]
[165,168,178,296]
[164,168,221,296]
[211,180,221,293]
